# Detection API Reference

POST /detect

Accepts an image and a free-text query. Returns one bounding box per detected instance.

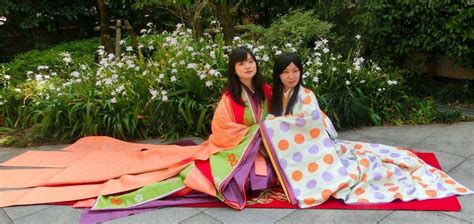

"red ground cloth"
[181,152,461,211]
[51,151,461,211]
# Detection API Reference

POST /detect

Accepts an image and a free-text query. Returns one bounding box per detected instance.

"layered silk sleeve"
[196,93,250,160]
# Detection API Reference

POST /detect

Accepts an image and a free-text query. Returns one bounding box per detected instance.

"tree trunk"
[97,0,114,54]
[214,1,234,43]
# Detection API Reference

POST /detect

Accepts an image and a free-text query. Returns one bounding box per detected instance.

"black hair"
[271,52,303,116]
[225,47,266,106]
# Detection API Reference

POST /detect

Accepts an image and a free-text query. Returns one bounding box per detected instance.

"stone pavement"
[1,122,473,224]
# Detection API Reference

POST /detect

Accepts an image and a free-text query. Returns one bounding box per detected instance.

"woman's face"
[280,62,300,91]
[234,53,257,84]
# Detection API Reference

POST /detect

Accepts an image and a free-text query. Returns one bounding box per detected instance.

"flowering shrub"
[0,22,416,145]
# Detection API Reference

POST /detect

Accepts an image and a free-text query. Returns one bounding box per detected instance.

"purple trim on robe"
[243,85,262,123]
[79,194,216,224]
[259,122,298,204]
[219,136,262,207]
[249,156,276,191]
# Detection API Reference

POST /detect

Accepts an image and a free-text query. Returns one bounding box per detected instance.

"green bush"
[2,38,99,84]
[0,21,456,146]
[239,10,333,49]
[353,0,474,69]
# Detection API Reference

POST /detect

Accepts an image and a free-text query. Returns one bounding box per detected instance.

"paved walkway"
[1,122,473,224]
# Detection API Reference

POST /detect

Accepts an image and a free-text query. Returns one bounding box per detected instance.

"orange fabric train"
[0,93,248,207]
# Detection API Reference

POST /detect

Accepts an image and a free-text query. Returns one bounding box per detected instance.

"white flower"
[199,73,206,80]
[162,95,168,101]
[355,35,361,40]
[205,80,213,87]
[0,16,6,26]
[134,195,144,202]
[170,76,177,81]
[360,80,366,84]
[314,41,323,49]
[148,45,154,50]
[27,71,33,76]
[99,58,109,66]
[346,69,352,74]
[262,55,269,62]
[322,39,328,44]
[387,80,398,85]
[171,69,177,74]
[117,62,124,68]
[119,40,125,45]
[345,80,351,85]
[63,57,72,64]
[316,69,322,74]
[312,76,319,83]
[35,74,43,81]
[159,73,164,79]
[186,46,194,52]
[0,102,3,105]
[323,48,329,53]
[209,69,220,76]
[210,50,216,58]
[140,29,147,34]
[150,89,158,98]
[80,64,87,70]
[187,63,198,69]
[126,46,133,52]
[138,44,143,49]
[108,54,115,60]
[51,72,57,76]
[38,65,49,70]
[275,50,282,55]
[71,71,80,78]
[161,90,168,95]
[4,75,10,80]
[104,78,113,85]
[110,97,117,103]
[116,85,125,93]
[233,36,241,41]
[179,60,185,65]
[290,47,297,52]
[331,67,337,72]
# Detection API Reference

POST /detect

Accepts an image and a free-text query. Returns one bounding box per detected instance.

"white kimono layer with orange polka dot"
[260,87,473,208]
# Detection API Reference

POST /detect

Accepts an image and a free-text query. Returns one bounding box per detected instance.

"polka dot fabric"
[261,87,473,208]
[262,88,351,208]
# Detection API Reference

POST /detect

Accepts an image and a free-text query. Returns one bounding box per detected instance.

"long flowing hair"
[225,47,266,106]
[271,52,303,116]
